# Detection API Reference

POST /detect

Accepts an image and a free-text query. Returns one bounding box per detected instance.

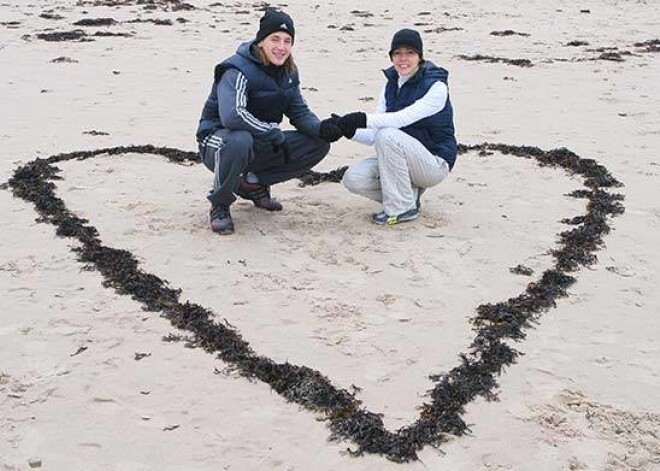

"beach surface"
[1,0,659,469]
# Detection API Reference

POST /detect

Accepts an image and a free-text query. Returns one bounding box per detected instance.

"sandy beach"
[1,0,659,469]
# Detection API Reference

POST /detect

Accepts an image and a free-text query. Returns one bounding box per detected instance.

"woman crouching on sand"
[334,28,458,226]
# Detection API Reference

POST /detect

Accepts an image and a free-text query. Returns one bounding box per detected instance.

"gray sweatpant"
[342,128,450,215]
[199,129,330,207]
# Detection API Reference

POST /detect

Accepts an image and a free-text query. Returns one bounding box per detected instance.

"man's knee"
[319,141,331,156]
[218,130,254,171]
[298,139,330,171]
[225,130,254,153]
[309,140,330,165]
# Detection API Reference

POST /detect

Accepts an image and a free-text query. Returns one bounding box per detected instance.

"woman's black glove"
[332,112,367,138]
[318,117,344,143]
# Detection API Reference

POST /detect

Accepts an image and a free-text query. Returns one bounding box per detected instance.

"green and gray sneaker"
[372,207,420,226]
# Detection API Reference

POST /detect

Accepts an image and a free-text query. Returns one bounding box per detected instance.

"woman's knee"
[342,163,374,194]
[341,166,360,193]
[374,127,400,149]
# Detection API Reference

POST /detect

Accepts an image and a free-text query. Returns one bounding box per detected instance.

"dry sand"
[1,0,659,469]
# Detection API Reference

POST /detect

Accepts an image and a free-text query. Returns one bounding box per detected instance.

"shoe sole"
[211,225,235,235]
[372,212,420,226]
[388,213,419,225]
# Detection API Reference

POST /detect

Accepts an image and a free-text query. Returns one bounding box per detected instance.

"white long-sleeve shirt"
[352,74,448,146]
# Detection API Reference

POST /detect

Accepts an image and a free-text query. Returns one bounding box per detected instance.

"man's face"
[259,32,293,66]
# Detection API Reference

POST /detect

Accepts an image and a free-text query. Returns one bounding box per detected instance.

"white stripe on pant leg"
[213,140,225,192]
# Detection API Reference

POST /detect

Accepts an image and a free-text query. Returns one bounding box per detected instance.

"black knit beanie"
[255,8,295,44]
[389,28,423,58]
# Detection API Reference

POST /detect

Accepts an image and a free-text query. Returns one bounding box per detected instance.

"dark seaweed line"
[5,142,624,462]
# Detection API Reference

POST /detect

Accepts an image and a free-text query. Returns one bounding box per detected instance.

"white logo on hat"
[280,23,288,30]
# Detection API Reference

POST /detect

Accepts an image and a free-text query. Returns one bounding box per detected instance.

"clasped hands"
[318,112,367,142]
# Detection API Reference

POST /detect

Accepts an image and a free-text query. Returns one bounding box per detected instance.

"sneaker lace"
[211,205,230,220]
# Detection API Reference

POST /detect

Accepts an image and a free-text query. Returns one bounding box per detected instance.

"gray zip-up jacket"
[196,41,321,144]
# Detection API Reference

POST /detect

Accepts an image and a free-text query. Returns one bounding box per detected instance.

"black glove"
[270,128,286,147]
[332,112,367,139]
[318,117,344,143]
[254,128,286,156]
[274,139,290,163]
[268,129,290,162]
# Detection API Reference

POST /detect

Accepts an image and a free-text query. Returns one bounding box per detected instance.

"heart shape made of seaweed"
[5,142,624,462]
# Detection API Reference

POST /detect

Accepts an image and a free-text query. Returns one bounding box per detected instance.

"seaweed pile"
[298,166,348,187]
[490,30,530,37]
[34,29,134,41]
[74,0,194,11]
[456,54,534,67]
[5,142,624,461]
[458,38,659,66]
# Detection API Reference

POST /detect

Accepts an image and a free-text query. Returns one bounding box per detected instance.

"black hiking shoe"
[210,204,234,235]
[236,180,283,212]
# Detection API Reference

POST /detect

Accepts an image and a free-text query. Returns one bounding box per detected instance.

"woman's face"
[391,47,421,75]
[258,32,293,66]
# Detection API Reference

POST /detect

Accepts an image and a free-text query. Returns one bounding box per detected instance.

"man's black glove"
[318,117,344,143]
[274,139,290,163]
[332,112,367,139]
[270,130,290,162]
[267,128,286,148]
[254,128,288,160]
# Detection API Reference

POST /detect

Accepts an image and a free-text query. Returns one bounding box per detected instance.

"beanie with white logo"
[255,8,295,44]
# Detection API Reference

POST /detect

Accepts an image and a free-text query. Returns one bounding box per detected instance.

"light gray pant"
[342,128,450,215]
